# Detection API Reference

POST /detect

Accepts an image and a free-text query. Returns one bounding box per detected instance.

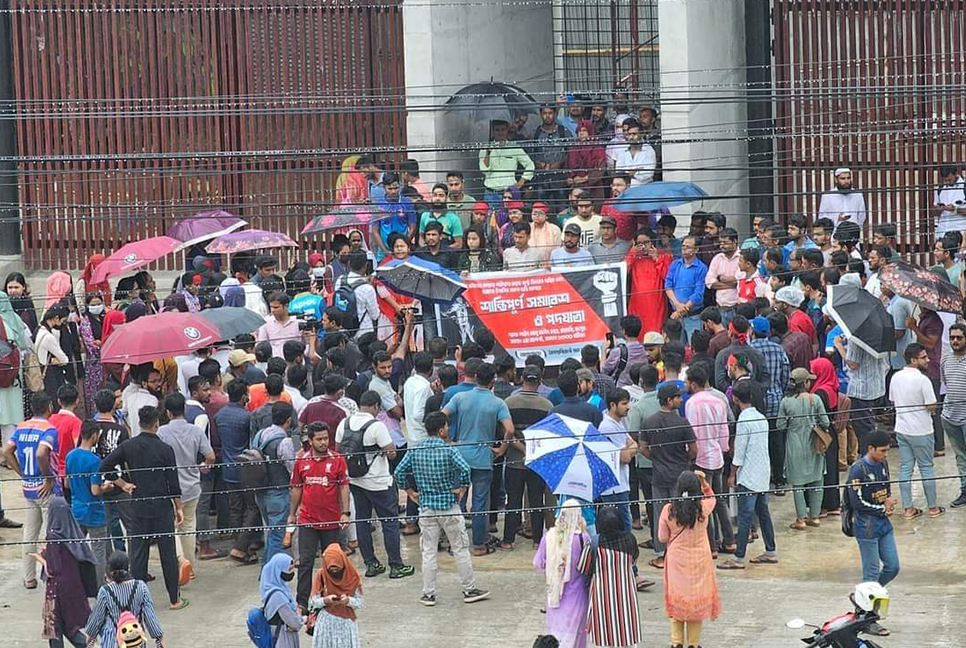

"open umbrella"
[375,256,466,304]
[199,306,267,340]
[523,414,621,502]
[612,181,708,213]
[825,284,896,356]
[301,206,391,236]
[444,81,540,122]
[878,260,963,314]
[205,229,298,255]
[167,210,247,247]
[90,236,182,285]
[101,312,224,364]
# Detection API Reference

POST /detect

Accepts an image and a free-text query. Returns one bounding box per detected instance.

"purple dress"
[79,315,103,412]
[534,531,591,648]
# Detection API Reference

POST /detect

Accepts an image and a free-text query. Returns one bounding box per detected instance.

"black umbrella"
[199,306,267,340]
[375,256,467,304]
[444,82,540,122]
[825,284,896,356]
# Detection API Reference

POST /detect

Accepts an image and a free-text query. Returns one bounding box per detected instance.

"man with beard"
[480,120,534,209]
[614,118,656,186]
[590,98,614,139]
[556,94,587,136]
[529,103,571,207]
[357,154,384,202]
[446,171,477,232]
[556,187,585,229]
[864,244,892,301]
[121,364,161,438]
[550,223,595,268]
[599,174,636,242]
[415,222,456,270]
[818,167,867,231]
[932,164,966,238]
[562,194,602,248]
[638,105,662,181]
[419,183,463,248]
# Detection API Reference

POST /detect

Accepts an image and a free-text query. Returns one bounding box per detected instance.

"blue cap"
[751,316,770,337]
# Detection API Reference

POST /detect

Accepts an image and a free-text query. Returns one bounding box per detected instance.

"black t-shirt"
[642,410,696,489]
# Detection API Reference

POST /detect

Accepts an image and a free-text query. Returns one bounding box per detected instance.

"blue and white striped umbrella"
[523,414,622,502]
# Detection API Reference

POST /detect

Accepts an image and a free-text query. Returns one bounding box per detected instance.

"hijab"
[810,357,839,410]
[566,119,606,172]
[597,506,639,560]
[336,155,368,205]
[45,272,73,311]
[124,301,147,323]
[259,553,297,620]
[84,302,104,341]
[317,542,362,621]
[223,284,245,308]
[0,291,28,348]
[46,496,97,565]
[544,500,586,608]
[80,254,112,308]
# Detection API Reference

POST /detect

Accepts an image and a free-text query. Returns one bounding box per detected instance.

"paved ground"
[2,453,965,647]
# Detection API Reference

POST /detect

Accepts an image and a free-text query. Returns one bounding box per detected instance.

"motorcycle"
[785,583,890,648]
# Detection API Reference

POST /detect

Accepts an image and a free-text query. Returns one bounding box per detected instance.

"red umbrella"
[90,236,182,285]
[204,229,298,254]
[101,312,225,364]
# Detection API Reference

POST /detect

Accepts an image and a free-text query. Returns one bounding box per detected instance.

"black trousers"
[767,416,785,486]
[502,467,546,546]
[822,429,841,511]
[227,481,260,553]
[489,457,506,525]
[129,509,180,605]
[296,526,342,608]
[850,397,879,453]
[637,467,654,539]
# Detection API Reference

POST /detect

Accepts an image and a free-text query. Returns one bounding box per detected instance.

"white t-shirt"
[614,144,656,186]
[402,373,433,443]
[889,366,936,436]
[933,178,966,235]
[599,414,630,495]
[335,412,393,491]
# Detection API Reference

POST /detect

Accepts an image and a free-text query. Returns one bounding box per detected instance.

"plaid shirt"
[593,371,617,401]
[393,437,471,511]
[750,338,790,418]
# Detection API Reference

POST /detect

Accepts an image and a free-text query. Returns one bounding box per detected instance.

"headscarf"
[46,496,97,565]
[810,357,839,410]
[101,308,126,342]
[223,284,245,308]
[544,500,586,609]
[259,553,297,621]
[124,301,146,323]
[566,119,606,175]
[84,301,104,341]
[596,506,639,559]
[0,292,28,348]
[316,543,362,621]
[80,254,112,308]
[494,184,522,229]
[45,271,73,310]
[336,155,368,205]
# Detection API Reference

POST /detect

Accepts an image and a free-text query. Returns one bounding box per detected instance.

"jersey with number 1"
[11,419,61,499]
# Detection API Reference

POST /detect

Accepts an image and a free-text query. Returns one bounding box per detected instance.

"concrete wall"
[659,0,750,237]
[403,0,554,193]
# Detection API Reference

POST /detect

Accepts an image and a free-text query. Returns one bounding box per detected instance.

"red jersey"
[49,410,81,477]
[788,308,817,346]
[290,451,348,530]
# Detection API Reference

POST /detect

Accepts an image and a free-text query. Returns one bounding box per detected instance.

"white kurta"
[933,179,966,236]
[818,190,867,230]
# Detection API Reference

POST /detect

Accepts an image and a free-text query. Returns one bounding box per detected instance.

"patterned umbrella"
[90,236,182,284]
[301,206,391,236]
[167,210,247,247]
[878,259,963,314]
[204,229,298,255]
[101,312,223,364]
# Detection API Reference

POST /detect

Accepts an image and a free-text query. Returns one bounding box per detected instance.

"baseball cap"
[658,383,682,402]
[564,223,582,237]
[750,316,770,337]
[521,365,542,382]
[776,285,805,307]
[575,368,595,382]
[228,349,257,367]
[790,367,817,384]
[642,331,664,346]
[599,215,617,227]
[506,200,525,211]
[473,201,490,214]
[255,254,277,269]
[531,201,549,214]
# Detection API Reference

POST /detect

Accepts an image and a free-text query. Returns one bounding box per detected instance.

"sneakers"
[389,564,415,579]
[364,562,386,578]
[951,493,966,508]
[419,594,436,607]
[462,588,490,603]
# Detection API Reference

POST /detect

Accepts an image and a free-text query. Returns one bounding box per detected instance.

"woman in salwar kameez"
[586,507,641,648]
[533,500,591,648]
[309,543,363,648]
[658,471,721,648]
[79,292,106,414]
[259,553,303,648]
[778,368,831,529]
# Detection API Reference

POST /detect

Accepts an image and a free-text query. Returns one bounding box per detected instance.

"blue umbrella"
[375,255,467,304]
[523,414,622,502]
[612,181,708,213]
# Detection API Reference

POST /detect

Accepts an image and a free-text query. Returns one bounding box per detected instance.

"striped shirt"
[84,580,164,648]
[941,352,966,424]
[845,343,888,401]
[587,547,641,648]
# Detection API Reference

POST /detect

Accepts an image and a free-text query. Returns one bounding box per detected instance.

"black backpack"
[840,459,870,538]
[333,276,366,333]
[341,417,380,478]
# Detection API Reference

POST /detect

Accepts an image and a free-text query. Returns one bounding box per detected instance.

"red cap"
[308,252,324,266]
[531,201,549,213]
[506,200,525,211]
[473,201,490,214]
[191,274,203,286]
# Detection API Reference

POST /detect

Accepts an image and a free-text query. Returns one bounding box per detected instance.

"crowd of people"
[1,97,966,648]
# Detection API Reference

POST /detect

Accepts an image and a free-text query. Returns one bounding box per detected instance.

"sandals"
[647,558,664,569]
[804,518,821,528]
[789,521,807,531]
[229,551,258,565]
[717,559,745,570]
[496,542,514,551]
[631,520,644,531]
[928,507,946,518]
[472,545,496,557]
[904,508,923,520]
[197,549,228,561]
[638,539,654,549]
[169,599,190,610]
[23,579,37,590]
[718,545,737,555]
[635,578,655,591]
[749,554,779,564]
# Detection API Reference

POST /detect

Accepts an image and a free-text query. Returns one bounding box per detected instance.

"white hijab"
[544,499,586,608]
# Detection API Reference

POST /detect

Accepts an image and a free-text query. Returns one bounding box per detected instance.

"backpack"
[107,585,142,644]
[0,317,21,388]
[246,591,282,648]
[606,343,628,380]
[238,430,285,488]
[333,276,366,333]
[341,417,379,478]
[840,459,870,538]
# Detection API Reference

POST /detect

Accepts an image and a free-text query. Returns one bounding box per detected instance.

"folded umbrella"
[167,210,247,247]
[375,256,466,304]
[205,229,298,255]
[523,414,621,502]
[101,312,224,364]
[199,306,267,340]
[301,206,391,236]
[878,259,963,314]
[90,236,183,285]
[825,284,896,356]
[612,181,708,213]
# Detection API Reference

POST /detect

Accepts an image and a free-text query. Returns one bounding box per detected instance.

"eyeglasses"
[950,335,966,340]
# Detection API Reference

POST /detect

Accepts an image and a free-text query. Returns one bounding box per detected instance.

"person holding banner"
[625,227,672,335]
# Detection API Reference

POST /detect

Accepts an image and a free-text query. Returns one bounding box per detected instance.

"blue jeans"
[897,433,937,509]
[469,468,492,548]
[856,528,900,585]
[942,419,966,494]
[600,491,632,532]
[256,488,290,565]
[734,484,777,561]
[350,485,403,567]
[682,314,702,344]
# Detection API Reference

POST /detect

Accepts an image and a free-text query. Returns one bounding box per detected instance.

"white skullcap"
[834,167,852,176]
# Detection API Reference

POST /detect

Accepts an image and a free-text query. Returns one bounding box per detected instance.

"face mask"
[88,304,105,315]
[327,568,344,580]
[280,570,295,581]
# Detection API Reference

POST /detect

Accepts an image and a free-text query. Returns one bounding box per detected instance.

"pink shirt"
[685,390,730,470]
[256,316,300,358]
[705,251,741,308]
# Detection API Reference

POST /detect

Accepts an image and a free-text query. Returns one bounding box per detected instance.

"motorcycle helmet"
[853,582,890,618]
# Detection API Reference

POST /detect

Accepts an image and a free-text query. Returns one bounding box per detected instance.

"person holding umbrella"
[479,120,534,209]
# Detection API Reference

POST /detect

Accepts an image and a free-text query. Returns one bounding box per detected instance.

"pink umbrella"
[90,236,182,285]
[101,311,225,364]
[205,229,298,255]
[167,210,248,247]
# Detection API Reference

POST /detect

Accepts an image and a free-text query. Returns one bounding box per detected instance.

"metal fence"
[773,0,966,261]
[10,0,406,269]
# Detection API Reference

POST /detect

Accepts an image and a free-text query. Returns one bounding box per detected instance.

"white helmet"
[853,582,889,617]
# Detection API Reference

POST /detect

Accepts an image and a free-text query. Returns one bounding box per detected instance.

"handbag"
[809,394,832,455]
[23,349,44,392]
